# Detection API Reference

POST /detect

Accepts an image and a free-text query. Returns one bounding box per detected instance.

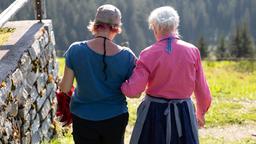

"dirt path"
[199,124,256,142]
[125,124,256,144]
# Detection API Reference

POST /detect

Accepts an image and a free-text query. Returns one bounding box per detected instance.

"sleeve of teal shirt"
[63,44,74,70]
[126,49,137,79]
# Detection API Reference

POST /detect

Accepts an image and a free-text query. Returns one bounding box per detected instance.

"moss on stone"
[0,27,15,45]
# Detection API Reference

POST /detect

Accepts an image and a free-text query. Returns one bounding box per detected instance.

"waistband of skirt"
[146,94,191,104]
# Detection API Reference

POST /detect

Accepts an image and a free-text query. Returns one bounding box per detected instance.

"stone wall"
[0,20,58,144]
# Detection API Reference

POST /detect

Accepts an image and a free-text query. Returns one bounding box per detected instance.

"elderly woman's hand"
[197,114,205,128]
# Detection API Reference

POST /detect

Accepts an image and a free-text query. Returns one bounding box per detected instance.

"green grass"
[56,58,65,77]
[57,58,77,85]
[205,61,256,100]
[203,61,256,128]
[51,58,256,144]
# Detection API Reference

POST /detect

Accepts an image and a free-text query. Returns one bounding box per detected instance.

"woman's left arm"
[194,49,212,127]
[59,66,74,93]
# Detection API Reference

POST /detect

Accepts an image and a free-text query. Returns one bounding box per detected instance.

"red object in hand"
[56,86,75,126]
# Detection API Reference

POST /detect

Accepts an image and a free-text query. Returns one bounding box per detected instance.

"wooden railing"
[0,0,46,27]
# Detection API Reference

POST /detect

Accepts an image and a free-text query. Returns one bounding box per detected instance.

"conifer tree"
[241,22,255,58]
[217,36,227,60]
[197,36,208,59]
[231,23,255,58]
[231,25,242,58]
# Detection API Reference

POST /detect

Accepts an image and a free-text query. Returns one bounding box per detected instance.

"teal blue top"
[64,41,136,121]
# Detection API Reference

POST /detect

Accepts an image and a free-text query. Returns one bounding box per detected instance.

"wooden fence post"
[33,0,46,22]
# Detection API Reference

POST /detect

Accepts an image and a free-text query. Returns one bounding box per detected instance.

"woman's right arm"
[59,43,75,93]
[59,66,74,93]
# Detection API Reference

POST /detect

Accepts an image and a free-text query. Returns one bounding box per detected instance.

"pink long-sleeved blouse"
[121,34,212,118]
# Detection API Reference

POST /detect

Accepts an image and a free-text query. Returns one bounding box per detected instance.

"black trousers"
[72,113,128,144]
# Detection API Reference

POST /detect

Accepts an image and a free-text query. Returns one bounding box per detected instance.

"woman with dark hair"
[59,4,136,144]
[121,6,212,144]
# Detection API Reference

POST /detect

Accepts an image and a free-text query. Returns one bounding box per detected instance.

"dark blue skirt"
[138,100,198,144]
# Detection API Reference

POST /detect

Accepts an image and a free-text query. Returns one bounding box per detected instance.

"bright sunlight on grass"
[51,58,256,144]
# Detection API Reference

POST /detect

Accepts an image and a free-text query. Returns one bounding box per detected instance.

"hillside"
[1,0,255,55]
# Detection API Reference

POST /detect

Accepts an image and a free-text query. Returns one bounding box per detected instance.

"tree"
[231,25,242,58]
[241,22,255,58]
[1,0,256,56]
[216,36,228,59]
[231,23,255,58]
[197,36,208,59]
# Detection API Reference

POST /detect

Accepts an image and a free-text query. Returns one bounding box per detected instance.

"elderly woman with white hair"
[121,6,212,144]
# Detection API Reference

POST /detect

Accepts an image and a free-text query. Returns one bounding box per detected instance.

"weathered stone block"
[30,86,38,103]
[50,31,56,46]
[31,131,41,144]
[40,99,51,120]
[11,68,23,86]
[37,73,47,93]
[27,70,39,87]
[43,31,49,46]
[39,51,47,69]
[49,89,56,103]
[20,52,32,74]
[53,61,59,80]
[31,114,40,134]
[45,45,52,60]
[29,40,41,61]
[52,48,57,58]
[30,107,37,122]
[20,110,31,134]
[12,118,22,143]
[4,120,12,140]
[43,23,53,34]
[0,112,7,127]
[22,79,32,94]
[21,131,31,144]
[0,76,12,95]
[39,37,46,51]
[0,89,7,108]
[12,83,23,98]
[36,90,47,111]
[9,141,15,144]
[47,59,53,73]
[51,96,57,118]
[19,100,32,121]
[7,101,18,117]
[16,87,28,106]
[41,32,49,49]
[46,83,56,97]
[41,116,51,138]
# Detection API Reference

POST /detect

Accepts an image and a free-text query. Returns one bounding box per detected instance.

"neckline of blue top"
[82,42,125,58]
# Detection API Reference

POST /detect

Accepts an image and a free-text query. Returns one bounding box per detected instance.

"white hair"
[148,6,180,36]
